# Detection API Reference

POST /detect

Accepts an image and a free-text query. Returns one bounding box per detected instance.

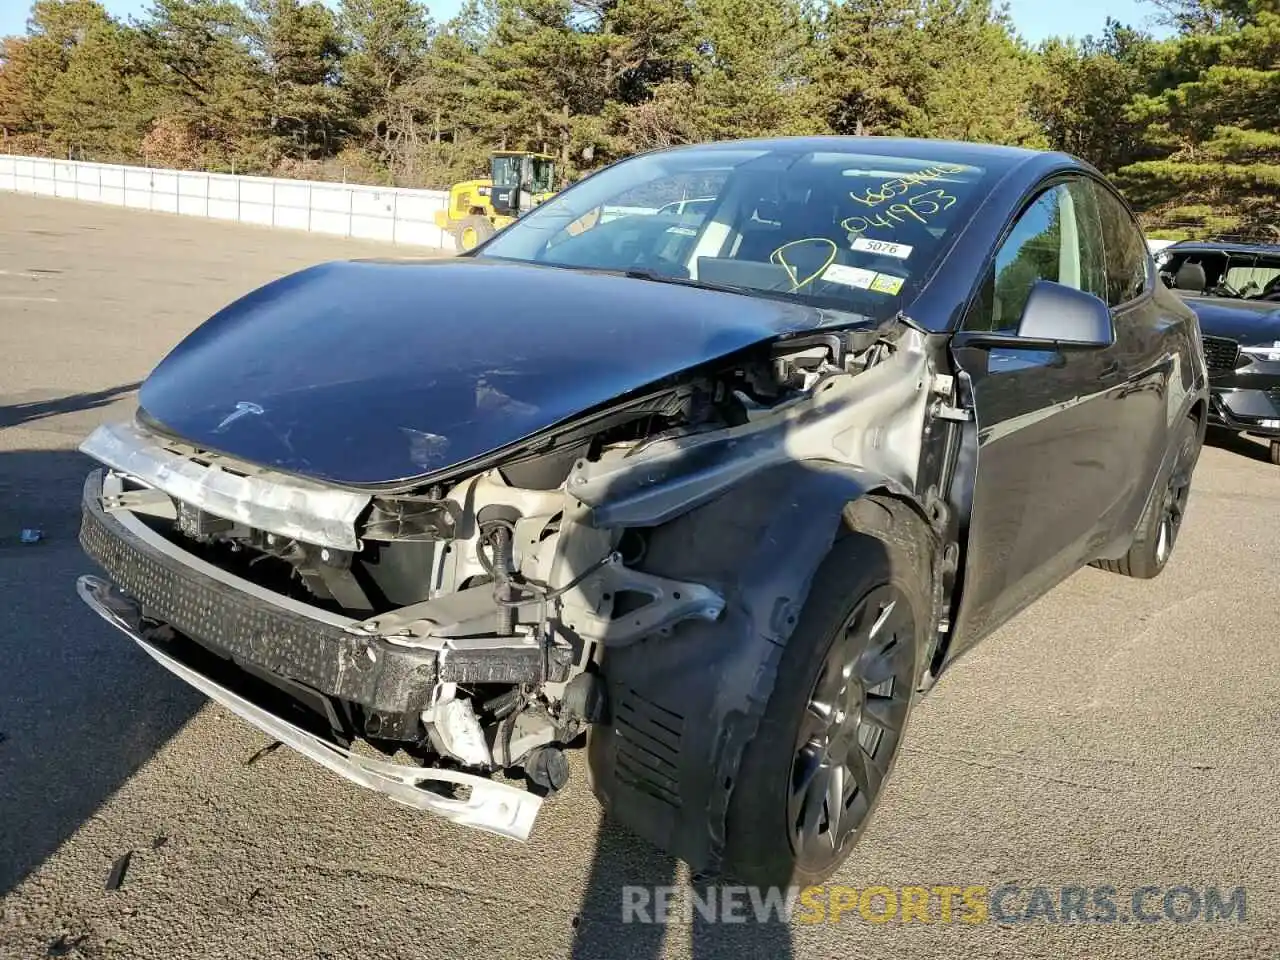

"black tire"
[1092,415,1199,579]
[1270,439,1280,466]
[722,500,933,888]
[453,214,495,252]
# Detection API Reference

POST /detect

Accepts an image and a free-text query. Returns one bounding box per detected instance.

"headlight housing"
[1239,343,1280,362]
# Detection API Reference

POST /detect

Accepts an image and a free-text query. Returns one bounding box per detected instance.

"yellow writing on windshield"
[770,238,839,292]
[848,163,970,209]
[843,190,957,237]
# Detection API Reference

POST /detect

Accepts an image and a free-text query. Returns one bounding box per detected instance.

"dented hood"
[138,258,824,486]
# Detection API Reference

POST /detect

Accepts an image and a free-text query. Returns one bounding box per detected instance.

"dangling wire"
[491,550,619,609]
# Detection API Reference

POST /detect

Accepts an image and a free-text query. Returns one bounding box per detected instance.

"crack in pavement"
[917,750,1120,793]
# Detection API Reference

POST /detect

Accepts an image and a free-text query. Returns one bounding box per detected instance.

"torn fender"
[568,323,935,529]
[586,459,926,876]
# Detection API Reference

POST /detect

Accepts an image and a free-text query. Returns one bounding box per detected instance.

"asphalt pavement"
[0,193,1276,959]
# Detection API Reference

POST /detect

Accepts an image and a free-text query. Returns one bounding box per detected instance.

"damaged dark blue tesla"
[76,137,1208,886]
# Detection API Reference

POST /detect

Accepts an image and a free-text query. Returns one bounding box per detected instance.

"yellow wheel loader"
[435,151,558,252]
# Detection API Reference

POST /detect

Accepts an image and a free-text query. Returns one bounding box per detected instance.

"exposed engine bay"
[78,318,953,840]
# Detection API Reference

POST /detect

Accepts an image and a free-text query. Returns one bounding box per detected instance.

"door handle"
[1099,359,1122,381]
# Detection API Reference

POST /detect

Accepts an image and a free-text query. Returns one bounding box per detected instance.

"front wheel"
[454,215,495,252]
[1270,439,1280,466]
[723,506,932,887]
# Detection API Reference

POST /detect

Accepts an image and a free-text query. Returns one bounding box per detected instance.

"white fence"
[0,157,1180,257]
[0,155,453,250]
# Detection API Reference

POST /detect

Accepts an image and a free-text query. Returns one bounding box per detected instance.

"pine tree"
[1030,20,1160,173]
[1,1,151,159]
[2,0,1277,210]
[1119,0,1280,239]
[688,0,823,140]
[137,0,269,170]
[0,36,58,146]
[815,0,1040,145]
[244,0,348,162]
[339,0,433,173]
[914,0,1045,146]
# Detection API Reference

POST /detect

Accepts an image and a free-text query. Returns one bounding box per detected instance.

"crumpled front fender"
[586,458,921,876]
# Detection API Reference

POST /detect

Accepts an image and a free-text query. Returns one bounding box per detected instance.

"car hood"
[1183,295,1280,345]
[138,258,828,486]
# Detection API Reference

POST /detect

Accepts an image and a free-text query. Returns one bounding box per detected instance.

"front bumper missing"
[78,469,442,721]
[77,574,544,841]
[79,420,370,551]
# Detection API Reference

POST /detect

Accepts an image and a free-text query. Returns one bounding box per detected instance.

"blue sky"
[1005,0,1171,42]
[0,0,1170,44]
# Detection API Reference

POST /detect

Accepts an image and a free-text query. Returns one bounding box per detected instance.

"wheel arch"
[1125,393,1208,553]
[585,459,940,876]
[1189,397,1208,446]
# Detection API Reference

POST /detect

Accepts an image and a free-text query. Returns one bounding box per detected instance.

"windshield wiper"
[618,267,760,298]
[492,257,756,297]
[618,267,881,321]
[537,261,871,317]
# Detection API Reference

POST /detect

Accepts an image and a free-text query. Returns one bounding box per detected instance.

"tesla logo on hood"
[214,401,265,433]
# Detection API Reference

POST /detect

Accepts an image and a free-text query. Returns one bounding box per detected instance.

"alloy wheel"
[788,584,916,871]
[1156,438,1195,565]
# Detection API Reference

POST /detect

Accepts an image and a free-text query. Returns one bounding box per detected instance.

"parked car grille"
[1202,336,1241,372]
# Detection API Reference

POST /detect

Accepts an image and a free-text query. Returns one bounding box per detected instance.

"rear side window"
[1092,184,1149,306]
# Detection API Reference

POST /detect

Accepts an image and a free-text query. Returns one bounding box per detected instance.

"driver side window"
[964,180,1106,333]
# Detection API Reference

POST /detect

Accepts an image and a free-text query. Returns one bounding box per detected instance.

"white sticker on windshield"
[852,237,913,259]
[666,226,698,237]
[821,263,877,289]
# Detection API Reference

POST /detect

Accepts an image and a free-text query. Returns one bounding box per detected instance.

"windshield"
[478,145,995,318]
[1158,248,1280,301]
[491,155,520,188]
[530,157,556,194]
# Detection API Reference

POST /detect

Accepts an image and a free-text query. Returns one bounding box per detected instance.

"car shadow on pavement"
[570,817,795,959]
[1203,426,1274,464]
[0,383,142,430]
[0,447,205,896]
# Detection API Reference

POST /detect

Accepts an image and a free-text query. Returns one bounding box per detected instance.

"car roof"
[1165,240,1280,255]
[668,136,1071,175]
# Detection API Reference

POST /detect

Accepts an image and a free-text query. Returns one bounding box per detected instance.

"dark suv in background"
[1158,240,1280,464]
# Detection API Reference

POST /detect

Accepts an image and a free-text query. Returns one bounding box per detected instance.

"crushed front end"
[75,409,731,839]
[75,318,949,860]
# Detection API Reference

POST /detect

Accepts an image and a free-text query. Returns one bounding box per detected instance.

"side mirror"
[1015,280,1114,347]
